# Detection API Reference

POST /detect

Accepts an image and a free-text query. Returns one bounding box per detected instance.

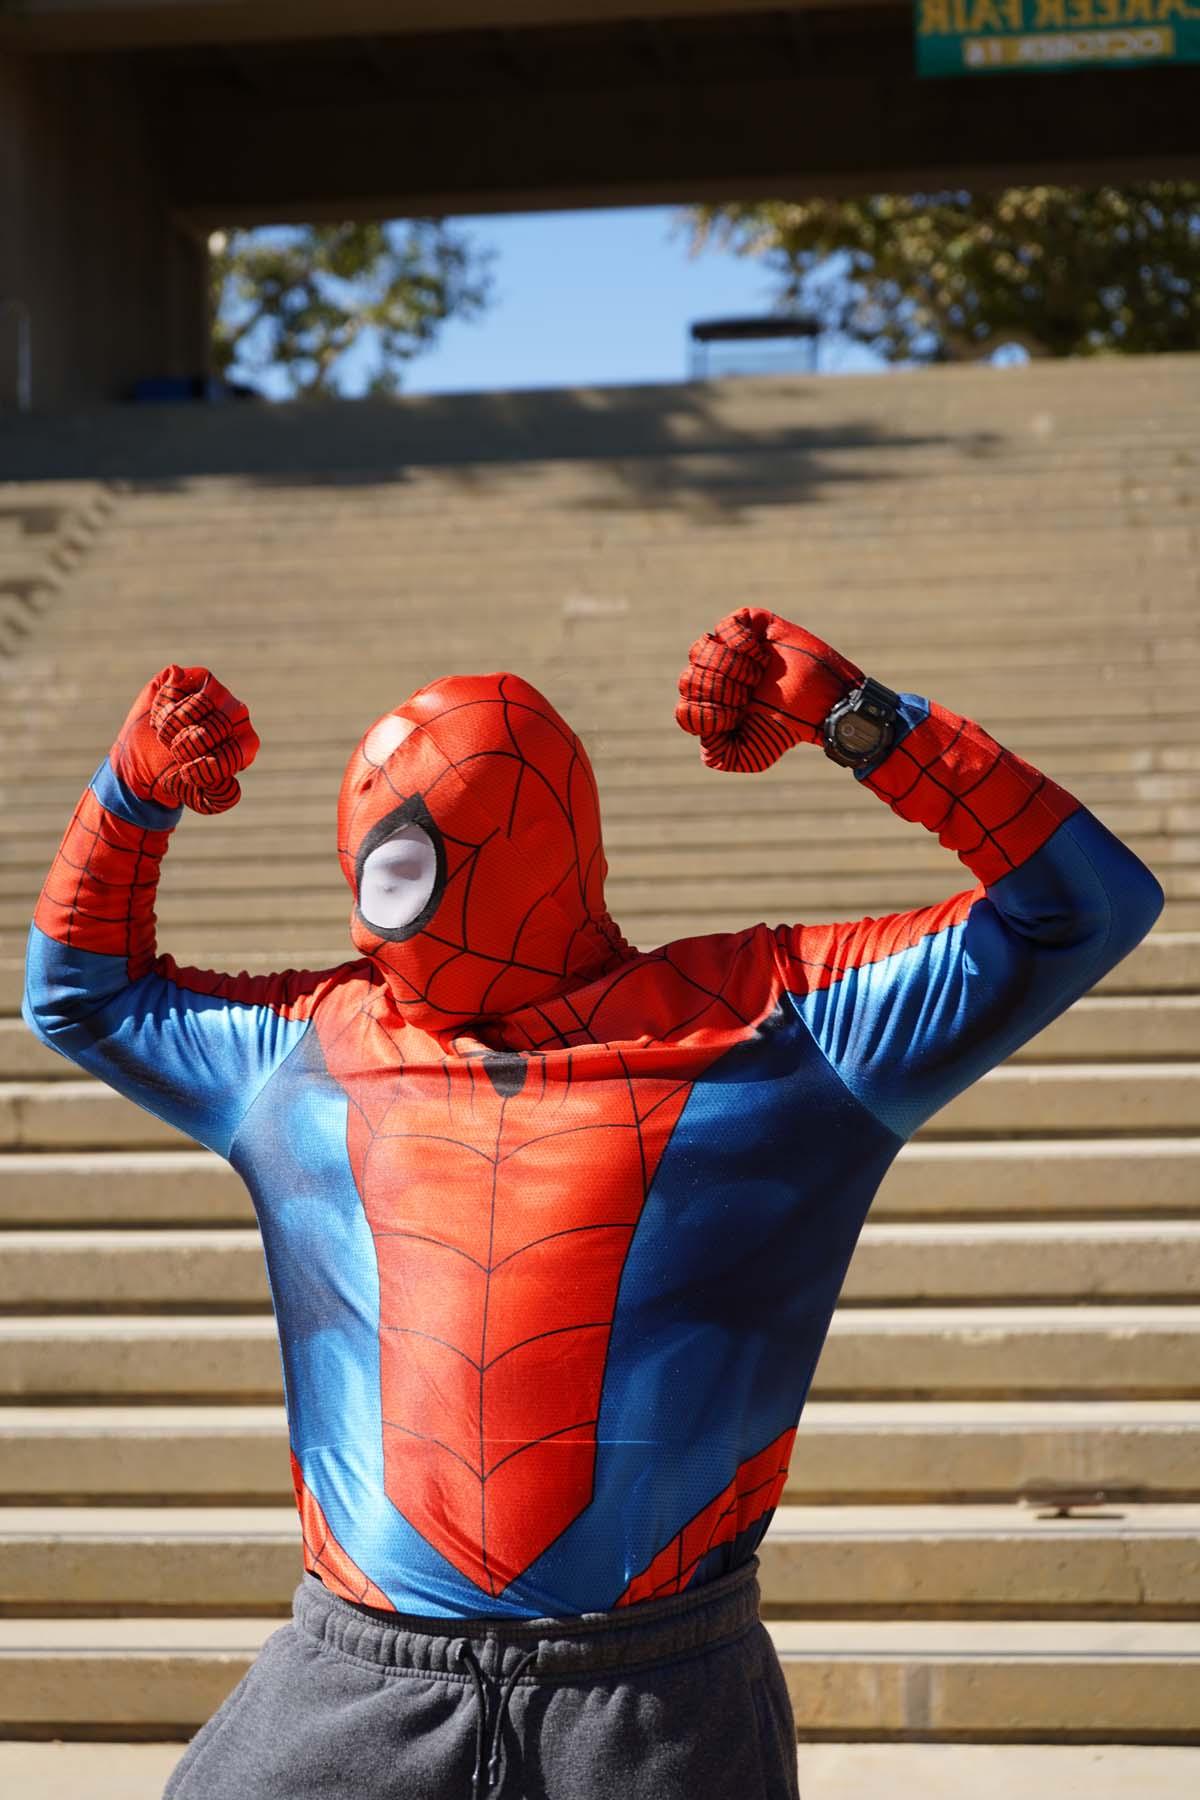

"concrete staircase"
[1,357,1199,1767]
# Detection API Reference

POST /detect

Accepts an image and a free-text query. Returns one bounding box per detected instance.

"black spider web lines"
[356,1094,660,1284]
[331,980,711,1589]
[634,1443,793,1603]
[383,1414,601,1485]
[504,925,760,1054]
[680,622,854,767]
[40,784,169,976]
[380,1316,612,1378]
[863,707,1060,878]
[475,1083,508,1589]
[292,1460,380,1606]
[343,683,625,1022]
[778,884,985,990]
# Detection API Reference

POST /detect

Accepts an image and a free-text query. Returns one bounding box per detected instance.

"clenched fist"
[113,665,259,815]
[675,608,863,773]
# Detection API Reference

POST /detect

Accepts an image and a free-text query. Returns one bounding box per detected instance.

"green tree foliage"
[208,220,496,398]
[680,186,1200,362]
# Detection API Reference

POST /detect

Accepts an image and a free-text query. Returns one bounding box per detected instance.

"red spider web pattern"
[860,700,1080,887]
[775,700,1082,993]
[34,786,171,981]
[616,1425,796,1606]
[290,1452,395,1610]
[338,678,628,1026]
[32,780,335,1020]
[675,611,859,772]
[311,927,774,1598]
[774,888,983,998]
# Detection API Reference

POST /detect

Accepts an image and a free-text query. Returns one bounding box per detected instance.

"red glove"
[113,665,259,816]
[675,608,863,772]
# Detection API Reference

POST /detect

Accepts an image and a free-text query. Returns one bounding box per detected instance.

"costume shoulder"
[618,923,780,1045]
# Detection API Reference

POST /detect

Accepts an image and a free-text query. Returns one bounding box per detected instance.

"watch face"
[835,712,884,755]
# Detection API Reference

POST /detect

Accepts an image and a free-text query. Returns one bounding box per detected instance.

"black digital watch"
[822,677,902,770]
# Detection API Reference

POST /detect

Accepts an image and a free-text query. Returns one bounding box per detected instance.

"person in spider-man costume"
[25,609,1163,1800]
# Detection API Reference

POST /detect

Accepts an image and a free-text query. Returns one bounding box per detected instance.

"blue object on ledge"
[131,376,259,403]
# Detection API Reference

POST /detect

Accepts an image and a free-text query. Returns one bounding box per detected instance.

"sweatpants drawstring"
[453,1640,540,1797]
[486,1648,539,1792]
[453,1641,489,1800]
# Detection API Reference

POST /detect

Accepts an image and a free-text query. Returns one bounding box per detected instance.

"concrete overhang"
[1,0,881,53]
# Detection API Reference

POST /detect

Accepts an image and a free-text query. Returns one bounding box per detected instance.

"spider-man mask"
[337,673,630,1032]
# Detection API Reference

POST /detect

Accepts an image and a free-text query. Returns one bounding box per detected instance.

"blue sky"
[402,206,887,394]
[246,205,888,398]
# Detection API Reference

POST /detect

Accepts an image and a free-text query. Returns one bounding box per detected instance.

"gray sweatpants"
[162,1559,799,1799]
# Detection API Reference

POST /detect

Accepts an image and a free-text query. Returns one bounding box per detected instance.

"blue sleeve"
[23,926,315,1158]
[785,811,1162,1139]
[778,694,1165,1140]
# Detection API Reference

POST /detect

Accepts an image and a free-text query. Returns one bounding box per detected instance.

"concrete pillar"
[0,51,210,412]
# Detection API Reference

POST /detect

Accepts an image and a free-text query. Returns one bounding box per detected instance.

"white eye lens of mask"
[358,823,439,932]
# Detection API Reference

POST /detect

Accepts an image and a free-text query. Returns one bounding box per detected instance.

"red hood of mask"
[337,672,631,1031]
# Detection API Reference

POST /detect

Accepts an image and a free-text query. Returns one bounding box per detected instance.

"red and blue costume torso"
[24,612,1163,1617]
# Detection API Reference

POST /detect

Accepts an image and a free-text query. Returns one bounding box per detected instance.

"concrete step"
[11,714,1200,791]
[19,653,1195,747]
[1,1614,1196,1737]
[9,676,1200,759]
[770,1619,1200,1738]
[9,869,1200,935]
[9,756,1198,829]
[6,935,1197,1021]
[844,1223,1200,1304]
[29,596,1197,666]
[0,1151,248,1226]
[3,1745,1199,1800]
[0,806,1183,874]
[75,519,1200,565]
[816,1306,1200,1400]
[9,997,1200,1083]
[764,1504,1200,1620]
[25,622,1194,691]
[1012,996,1200,1062]
[3,1138,1197,1230]
[791,1745,1200,1799]
[0,1406,292,1503]
[73,463,1200,503]
[2,1221,1196,1313]
[83,477,1200,531]
[54,538,1200,591]
[6,778,1190,840]
[88,443,1199,497]
[11,668,1200,756]
[931,1063,1200,1138]
[878,1139,1200,1219]
[618,900,1200,944]
[0,1502,1196,1619]
[9,637,1198,734]
[3,1400,1196,1507]
[7,829,1196,899]
[11,902,1200,964]
[0,1307,1195,1401]
[13,907,1200,964]
[785,1401,1200,1505]
[47,524,1200,573]
[4,1062,1195,1152]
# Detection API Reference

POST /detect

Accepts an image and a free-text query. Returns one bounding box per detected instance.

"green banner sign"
[916,0,1200,74]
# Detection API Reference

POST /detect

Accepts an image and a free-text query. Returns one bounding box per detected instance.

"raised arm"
[23,666,326,1157]
[676,609,1165,1139]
